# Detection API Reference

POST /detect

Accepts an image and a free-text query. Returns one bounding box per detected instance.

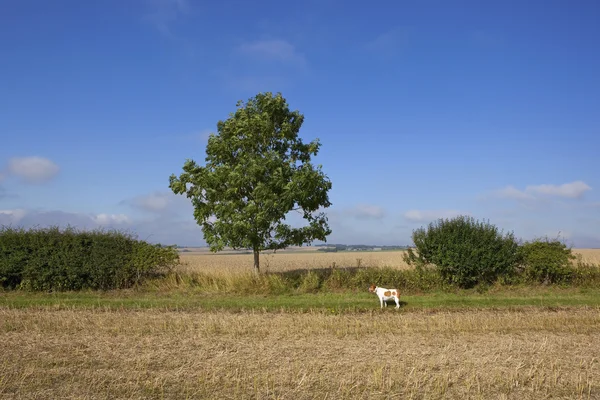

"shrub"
[131,242,180,283]
[0,227,32,289]
[0,226,179,291]
[298,271,321,293]
[572,257,600,287]
[517,238,575,284]
[403,215,520,288]
[323,268,353,291]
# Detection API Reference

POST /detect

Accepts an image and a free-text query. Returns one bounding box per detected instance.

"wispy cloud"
[130,192,172,213]
[404,209,466,223]
[224,39,307,92]
[494,181,591,200]
[527,181,591,199]
[235,39,307,67]
[493,185,536,201]
[0,209,27,224]
[143,0,189,38]
[124,191,194,216]
[0,209,129,229]
[366,27,409,56]
[7,156,60,184]
[346,204,385,220]
[0,207,203,246]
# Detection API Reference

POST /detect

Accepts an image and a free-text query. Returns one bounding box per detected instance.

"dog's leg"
[394,296,400,308]
[379,297,384,309]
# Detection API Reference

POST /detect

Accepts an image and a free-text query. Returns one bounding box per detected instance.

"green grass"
[2,287,600,313]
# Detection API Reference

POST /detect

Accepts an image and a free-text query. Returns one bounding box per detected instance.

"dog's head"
[368,284,377,293]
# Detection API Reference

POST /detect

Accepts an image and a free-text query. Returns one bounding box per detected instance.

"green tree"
[169,92,332,274]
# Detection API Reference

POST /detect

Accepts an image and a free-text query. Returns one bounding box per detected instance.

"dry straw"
[1,308,599,399]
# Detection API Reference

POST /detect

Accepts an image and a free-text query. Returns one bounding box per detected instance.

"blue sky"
[1,0,599,247]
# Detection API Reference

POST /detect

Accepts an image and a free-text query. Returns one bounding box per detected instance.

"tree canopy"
[169,92,332,273]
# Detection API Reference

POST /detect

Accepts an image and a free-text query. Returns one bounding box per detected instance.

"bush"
[517,238,575,284]
[572,257,600,287]
[0,227,31,289]
[299,271,322,293]
[0,226,179,291]
[403,215,520,288]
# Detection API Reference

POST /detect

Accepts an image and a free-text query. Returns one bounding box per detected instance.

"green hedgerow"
[0,226,179,291]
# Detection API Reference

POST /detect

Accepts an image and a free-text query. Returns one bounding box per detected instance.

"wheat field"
[178,248,600,275]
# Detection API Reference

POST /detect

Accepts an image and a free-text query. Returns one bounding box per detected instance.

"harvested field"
[1,308,598,399]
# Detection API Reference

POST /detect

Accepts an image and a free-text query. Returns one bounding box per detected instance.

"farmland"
[1,248,600,399]
[1,307,599,399]
[178,249,411,275]
[177,248,600,275]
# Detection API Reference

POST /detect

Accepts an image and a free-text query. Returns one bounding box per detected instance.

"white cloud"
[132,192,171,212]
[404,209,465,223]
[0,207,203,246]
[92,214,131,226]
[526,181,591,199]
[126,191,193,216]
[493,185,536,201]
[8,156,60,183]
[493,181,591,200]
[236,39,306,67]
[347,204,385,220]
[0,209,27,224]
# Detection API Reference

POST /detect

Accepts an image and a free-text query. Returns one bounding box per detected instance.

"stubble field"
[1,308,599,399]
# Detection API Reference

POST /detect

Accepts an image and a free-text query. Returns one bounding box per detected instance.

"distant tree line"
[316,244,409,252]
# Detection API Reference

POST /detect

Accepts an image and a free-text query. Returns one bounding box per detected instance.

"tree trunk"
[253,249,260,275]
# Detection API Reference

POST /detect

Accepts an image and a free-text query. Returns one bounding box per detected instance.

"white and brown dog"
[369,285,401,309]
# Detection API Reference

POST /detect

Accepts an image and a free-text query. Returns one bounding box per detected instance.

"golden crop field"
[1,308,599,399]
[178,248,600,275]
[179,250,410,275]
[575,248,600,265]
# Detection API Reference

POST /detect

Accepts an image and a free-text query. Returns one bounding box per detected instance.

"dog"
[369,284,401,309]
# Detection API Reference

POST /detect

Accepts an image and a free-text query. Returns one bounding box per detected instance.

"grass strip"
[2,287,600,312]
